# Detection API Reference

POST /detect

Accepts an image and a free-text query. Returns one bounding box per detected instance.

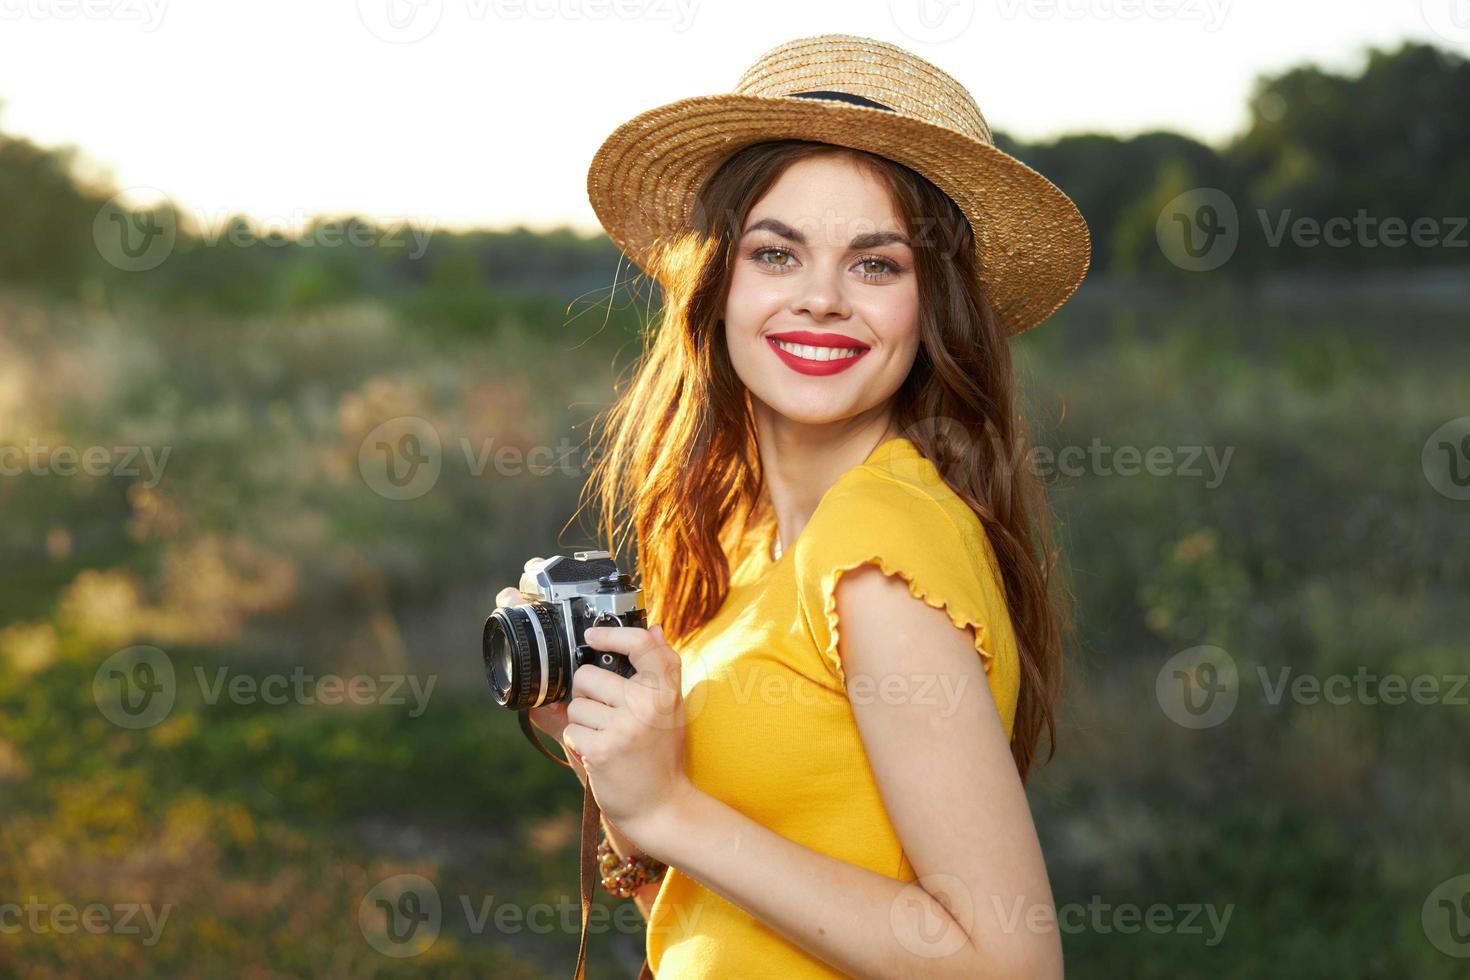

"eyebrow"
[741,217,911,250]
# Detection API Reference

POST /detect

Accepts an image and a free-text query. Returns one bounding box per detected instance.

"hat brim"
[586,92,1091,337]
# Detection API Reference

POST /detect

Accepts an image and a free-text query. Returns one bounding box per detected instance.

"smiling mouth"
[764,334,871,376]
[767,338,868,362]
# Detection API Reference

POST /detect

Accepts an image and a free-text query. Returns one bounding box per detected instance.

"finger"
[524,556,545,571]
[566,695,616,732]
[584,625,668,678]
[561,723,599,763]
[571,662,626,708]
[495,586,521,609]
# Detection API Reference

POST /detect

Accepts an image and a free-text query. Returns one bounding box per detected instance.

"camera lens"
[485,623,514,699]
[482,602,567,708]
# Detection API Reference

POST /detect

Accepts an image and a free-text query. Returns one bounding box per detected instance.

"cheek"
[722,272,783,365]
[725,266,778,326]
[879,332,921,385]
[862,289,921,356]
[722,273,750,337]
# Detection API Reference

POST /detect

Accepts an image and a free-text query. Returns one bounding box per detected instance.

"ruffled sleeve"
[791,471,1015,699]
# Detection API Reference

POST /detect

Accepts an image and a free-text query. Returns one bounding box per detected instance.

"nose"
[788,259,851,321]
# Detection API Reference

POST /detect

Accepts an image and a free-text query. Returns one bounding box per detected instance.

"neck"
[752,402,898,559]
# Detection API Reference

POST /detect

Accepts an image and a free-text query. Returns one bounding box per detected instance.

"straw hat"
[586,33,1091,337]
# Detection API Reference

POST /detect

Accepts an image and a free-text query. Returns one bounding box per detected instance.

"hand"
[561,622,695,858]
[495,557,588,785]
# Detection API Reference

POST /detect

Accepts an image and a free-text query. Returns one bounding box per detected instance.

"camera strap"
[518,707,573,767]
[518,709,656,980]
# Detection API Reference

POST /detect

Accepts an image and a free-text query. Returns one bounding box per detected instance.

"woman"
[499,34,1089,979]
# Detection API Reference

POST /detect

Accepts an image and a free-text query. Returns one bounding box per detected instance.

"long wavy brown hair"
[578,139,1072,783]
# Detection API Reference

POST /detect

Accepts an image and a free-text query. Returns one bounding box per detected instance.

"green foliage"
[0,133,105,289]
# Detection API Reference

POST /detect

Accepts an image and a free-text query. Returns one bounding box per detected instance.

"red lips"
[765,330,871,377]
[765,330,871,350]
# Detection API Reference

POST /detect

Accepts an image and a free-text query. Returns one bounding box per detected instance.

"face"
[723,154,920,429]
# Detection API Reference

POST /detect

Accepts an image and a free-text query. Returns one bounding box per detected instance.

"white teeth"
[770,338,866,362]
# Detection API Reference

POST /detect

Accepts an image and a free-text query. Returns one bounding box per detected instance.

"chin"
[776,411,847,428]
[754,393,859,427]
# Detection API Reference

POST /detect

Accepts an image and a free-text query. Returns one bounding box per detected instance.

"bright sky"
[0,0,1459,236]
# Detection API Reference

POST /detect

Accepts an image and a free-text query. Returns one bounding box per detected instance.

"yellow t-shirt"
[645,435,1022,978]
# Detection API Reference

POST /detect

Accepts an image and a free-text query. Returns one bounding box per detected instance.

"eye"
[855,256,900,280]
[750,245,795,269]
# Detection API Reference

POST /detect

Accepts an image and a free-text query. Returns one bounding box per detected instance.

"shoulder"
[790,444,1018,716]
[793,447,999,586]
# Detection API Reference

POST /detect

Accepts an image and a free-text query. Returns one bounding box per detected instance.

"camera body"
[482,550,643,709]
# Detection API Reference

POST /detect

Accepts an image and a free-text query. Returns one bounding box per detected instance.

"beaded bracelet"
[596,833,667,898]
